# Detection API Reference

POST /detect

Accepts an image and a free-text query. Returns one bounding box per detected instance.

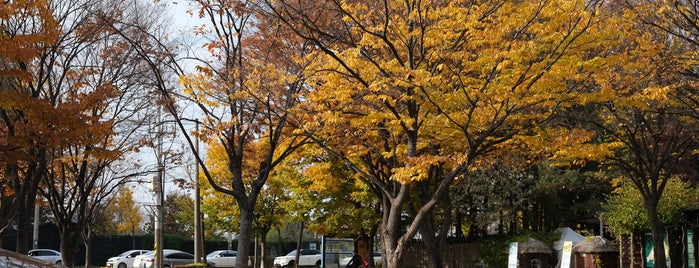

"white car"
[27,249,62,265]
[273,249,321,267]
[207,250,251,267]
[105,249,150,268]
[132,249,195,268]
[339,252,382,267]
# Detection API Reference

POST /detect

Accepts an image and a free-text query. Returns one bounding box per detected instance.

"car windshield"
[285,249,320,256]
[206,251,221,258]
[118,251,132,257]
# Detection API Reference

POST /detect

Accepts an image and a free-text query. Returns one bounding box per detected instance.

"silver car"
[27,249,62,265]
[207,250,251,267]
[106,249,150,268]
[273,249,321,267]
[132,249,195,268]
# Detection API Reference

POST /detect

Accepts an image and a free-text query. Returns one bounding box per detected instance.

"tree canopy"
[263,0,653,266]
[5,0,699,267]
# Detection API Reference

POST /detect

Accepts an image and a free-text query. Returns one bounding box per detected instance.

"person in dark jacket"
[346,251,363,268]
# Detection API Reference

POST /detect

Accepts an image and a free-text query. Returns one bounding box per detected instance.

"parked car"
[106,249,150,268]
[339,252,382,267]
[207,250,251,267]
[132,249,197,268]
[27,249,62,265]
[273,249,321,267]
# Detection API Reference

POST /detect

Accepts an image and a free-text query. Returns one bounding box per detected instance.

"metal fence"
[402,242,481,268]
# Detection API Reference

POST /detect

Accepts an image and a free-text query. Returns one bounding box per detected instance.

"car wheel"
[316,260,321,268]
[118,263,127,268]
[284,261,294,268]
[56,260,62,265]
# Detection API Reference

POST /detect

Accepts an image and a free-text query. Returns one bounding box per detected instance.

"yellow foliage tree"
[114,186,143,236]
[571,1,699,267]
[200,142,290,268]
[266,0,651,266]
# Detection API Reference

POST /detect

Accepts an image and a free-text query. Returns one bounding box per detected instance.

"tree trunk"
[259,234,268,268]
[276,227,283,256]
[365,224,379,268]
[83,225,92,268]
[14,167,41,254]
[454,211,464,239]
[413,179,448,268]
[646,199,668,268]
[237,206,254,268]
[59,222,80,267]
[13,149,45,255]
[418,214,441,268]
[15,201,32,254]
[380,192,405,268]
[437,192,451,267]
[294,221,304,268]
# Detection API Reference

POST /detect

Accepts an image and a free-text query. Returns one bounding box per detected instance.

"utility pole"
[194,122,203,263]
[154,108,164,268]
[32,203,39,249]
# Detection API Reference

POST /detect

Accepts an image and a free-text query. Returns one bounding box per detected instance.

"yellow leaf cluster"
[293,0,667,185]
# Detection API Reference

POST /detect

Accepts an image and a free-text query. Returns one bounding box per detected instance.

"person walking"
[346,251,363,268]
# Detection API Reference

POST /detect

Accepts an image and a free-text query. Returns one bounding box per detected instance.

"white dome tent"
[553,227,586,268]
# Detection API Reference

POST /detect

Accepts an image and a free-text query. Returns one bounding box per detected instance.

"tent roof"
[573,236,618,253]
[519,238,554,254]
[553,227,586,250]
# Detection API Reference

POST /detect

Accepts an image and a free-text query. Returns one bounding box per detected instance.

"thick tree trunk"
[13,166,41,254]
[646,199,668,268]
[13,150,45,255]
[237,206,254,268]
[413,179,448,268]
[380,193,405,268]
[418,215,441,268]
[59,223,80,268]
[15,201,32,254]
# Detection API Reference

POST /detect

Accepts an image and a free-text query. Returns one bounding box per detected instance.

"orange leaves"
[294,0,659,185]
[0,0,58,81]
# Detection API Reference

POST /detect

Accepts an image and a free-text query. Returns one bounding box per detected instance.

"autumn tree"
[99,0,315,265]
[89,185,143,252]
[603,177,699,235]
[571,75,698,268]
[279,146,382,265]
[201,143,289,268]
[118,1,318,266]
[264,0,646,267]
[18,0,167,265]
[105,186,143,237]
[140,191,196,240]
[163,191,195,237]
[546,3,699,267]
[0,0,59,253]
